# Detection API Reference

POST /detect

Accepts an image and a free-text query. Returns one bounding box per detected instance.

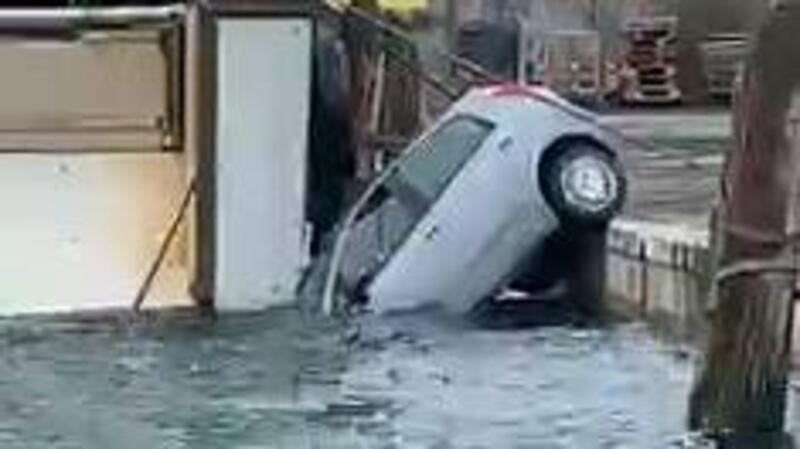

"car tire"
[540,143,626,227]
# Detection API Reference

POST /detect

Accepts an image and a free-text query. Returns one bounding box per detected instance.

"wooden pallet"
[700,33,749,99]
[621,16,682,105]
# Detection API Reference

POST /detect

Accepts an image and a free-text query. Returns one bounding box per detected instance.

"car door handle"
[424,225,440,241]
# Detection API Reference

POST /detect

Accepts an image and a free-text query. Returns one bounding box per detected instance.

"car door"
[339,114,494,287]
[366,115,501,311]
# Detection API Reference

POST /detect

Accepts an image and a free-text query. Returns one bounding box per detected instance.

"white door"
[215,18,312,310]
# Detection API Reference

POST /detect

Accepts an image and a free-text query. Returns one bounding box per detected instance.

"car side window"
[341,116,495,290]
[393,115,495,205]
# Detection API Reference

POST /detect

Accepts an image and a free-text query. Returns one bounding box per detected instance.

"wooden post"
[342,2,423,178]
[444,0,457,51]
[689,2,800,445]
[343,0,382,181]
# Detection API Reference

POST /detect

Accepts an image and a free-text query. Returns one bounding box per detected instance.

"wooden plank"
[689,2,800,442]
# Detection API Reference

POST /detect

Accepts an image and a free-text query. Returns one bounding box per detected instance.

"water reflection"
[714,433,795,449]
[0,309,372,449]
[346,305,697,448]
[0,305,728,448]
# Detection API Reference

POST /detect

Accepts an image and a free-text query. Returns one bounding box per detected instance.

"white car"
[330,84,626,316]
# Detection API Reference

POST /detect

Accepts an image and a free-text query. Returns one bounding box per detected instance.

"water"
[0,307,709,448]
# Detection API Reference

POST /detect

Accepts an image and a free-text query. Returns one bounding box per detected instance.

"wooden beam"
[689,2,800,444]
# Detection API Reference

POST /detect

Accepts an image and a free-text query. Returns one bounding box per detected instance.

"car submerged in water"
[324,84,626,317]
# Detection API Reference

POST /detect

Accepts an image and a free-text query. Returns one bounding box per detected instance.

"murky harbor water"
[0,307,713,449]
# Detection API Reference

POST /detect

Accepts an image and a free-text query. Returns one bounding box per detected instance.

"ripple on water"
[0,306,709,448]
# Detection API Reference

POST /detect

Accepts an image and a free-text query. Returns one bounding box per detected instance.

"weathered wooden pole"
[342,2,423,176]
[342,0,382,180]
[689,1,800,445]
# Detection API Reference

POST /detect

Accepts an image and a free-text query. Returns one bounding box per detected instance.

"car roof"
[449,84,598,131]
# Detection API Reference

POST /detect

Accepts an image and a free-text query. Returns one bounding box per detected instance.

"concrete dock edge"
[606,219,713,336]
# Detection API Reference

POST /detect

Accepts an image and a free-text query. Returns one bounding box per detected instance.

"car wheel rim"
[559,155,619,214]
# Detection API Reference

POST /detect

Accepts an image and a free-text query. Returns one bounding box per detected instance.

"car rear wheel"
[541,143,626,227]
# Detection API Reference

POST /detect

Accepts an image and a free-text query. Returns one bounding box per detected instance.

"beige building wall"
[0,28,176,151]
[0,154,191,315]
[0,19,192,316]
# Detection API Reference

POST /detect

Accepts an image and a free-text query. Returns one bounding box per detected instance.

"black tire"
[540,143,626,227]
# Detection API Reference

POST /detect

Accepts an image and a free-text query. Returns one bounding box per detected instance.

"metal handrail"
[0,5,185,30]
